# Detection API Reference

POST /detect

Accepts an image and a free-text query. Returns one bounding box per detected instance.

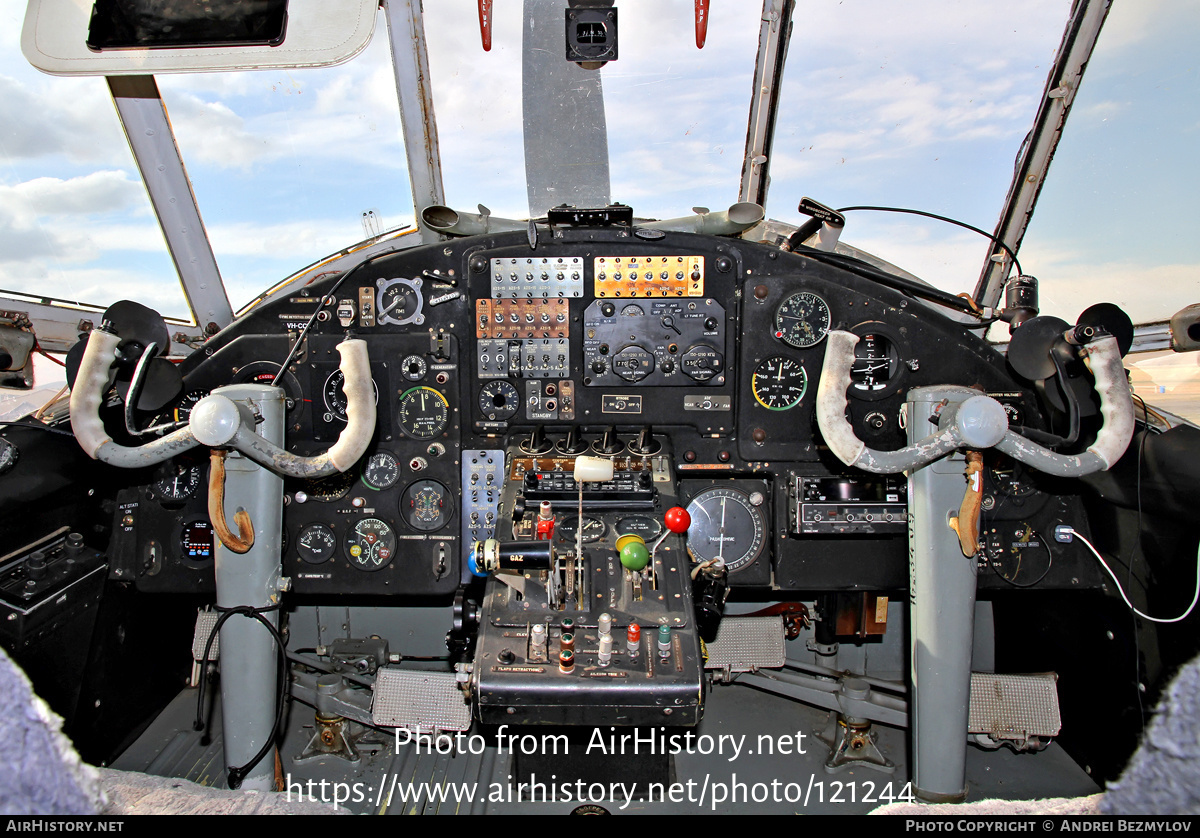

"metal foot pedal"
[818,712,896,775]
[969,672,1061,751]
[371,668,471,732]
[704,616,786,681]
[189,609,220,687]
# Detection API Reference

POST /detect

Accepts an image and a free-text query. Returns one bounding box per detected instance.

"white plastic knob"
[190,394,242,446]
[573,455,614,483]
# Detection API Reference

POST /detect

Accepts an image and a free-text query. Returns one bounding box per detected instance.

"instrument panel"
[108,226,1100,598]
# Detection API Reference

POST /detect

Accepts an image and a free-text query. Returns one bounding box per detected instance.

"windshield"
[4,0,1200,422]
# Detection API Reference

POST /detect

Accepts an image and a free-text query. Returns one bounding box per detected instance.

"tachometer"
[752,356,807,410]
[685,487,766,572]
[774,292,830,348]
[397,386,449,439]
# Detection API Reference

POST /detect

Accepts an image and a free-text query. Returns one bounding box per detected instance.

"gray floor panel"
[111,678,1100,814]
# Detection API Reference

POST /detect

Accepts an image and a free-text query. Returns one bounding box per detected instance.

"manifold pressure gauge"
[752,356,808,410]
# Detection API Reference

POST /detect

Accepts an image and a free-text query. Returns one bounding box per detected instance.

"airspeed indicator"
[752,356,807,410]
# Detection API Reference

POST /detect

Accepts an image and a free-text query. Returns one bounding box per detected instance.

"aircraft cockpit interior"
[1,0,1199,816]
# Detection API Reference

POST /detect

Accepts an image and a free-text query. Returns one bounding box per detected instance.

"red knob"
[664,506,691,534]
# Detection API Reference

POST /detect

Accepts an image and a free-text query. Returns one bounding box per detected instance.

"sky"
[1,0,1197,343]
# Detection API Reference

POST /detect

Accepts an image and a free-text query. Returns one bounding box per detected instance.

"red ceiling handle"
[695,0,710,48]
[478,0,493,52]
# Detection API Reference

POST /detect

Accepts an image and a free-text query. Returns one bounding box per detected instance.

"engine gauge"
[296,523,337,564]
[154,462,202,502]
[361,452,400,491]
[478,380,519,422]
[375,278,424,326]
[401,479,452,531]
[752,356,808,410]
[559,515,608,544]
[398,386,449,439]
[180,520,214,565]
[322,369,380,423]
[774,291,830,348]
[344,518,396,571]
[685,487,766,572]
[850,333,901,396]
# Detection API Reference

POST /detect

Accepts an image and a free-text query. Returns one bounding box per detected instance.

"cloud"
[0,171,149,266]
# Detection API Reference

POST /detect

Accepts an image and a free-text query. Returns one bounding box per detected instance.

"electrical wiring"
[1065,527,1200,625]
[836,204,1024,278]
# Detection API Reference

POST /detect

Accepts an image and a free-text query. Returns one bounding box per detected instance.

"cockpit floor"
[111,678,1100,814]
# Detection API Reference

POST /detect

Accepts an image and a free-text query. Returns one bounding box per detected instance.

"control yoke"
[816,330,1134,477]
[69,326,376,477]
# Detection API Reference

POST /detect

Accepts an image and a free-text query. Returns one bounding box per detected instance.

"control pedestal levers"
[468,434,706,726]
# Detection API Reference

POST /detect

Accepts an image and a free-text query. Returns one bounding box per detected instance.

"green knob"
[619,539,650,571]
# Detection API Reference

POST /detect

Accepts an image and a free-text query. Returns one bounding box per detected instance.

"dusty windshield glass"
[156,10,409,314]
[770,0,1071,297]
[1018,0,1200,328]
[0,1,184,320]
[425,1,758,222]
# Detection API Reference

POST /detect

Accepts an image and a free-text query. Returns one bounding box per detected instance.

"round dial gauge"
[362,452,400,491]
[685,487,766,572]
[850,333,901,395]
[559,515,608,544]
[616,515,663,541]
[376,278,424,326]
[154,463,202,502]
[401,479,452,532]
[344,518,396,571]
[232,362,303,412]
[774,292,831,348]
[401,354,428,381]
[296,523,337,565]
[478,380,519,422]
[171,390,209,423]
[752,356,808,410]
[322,370,380,423]
[397,386,449,439]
